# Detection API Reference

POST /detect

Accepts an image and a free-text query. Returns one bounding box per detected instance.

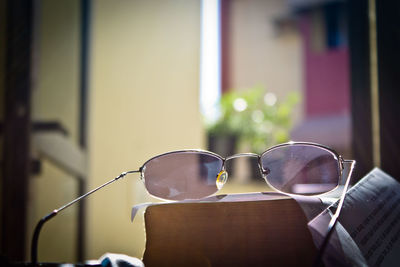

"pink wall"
[300,17,350,117]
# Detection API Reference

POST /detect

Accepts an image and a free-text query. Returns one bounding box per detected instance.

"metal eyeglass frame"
[137,141,356,266]
[139,141,354,198]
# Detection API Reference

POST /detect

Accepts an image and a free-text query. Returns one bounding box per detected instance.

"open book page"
[309,168,400,267]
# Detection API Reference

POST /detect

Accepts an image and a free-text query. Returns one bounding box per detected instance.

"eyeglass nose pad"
[260,167,270,179]
[216,170,228,190]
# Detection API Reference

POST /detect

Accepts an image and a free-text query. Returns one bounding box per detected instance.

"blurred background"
[1,0,399,264]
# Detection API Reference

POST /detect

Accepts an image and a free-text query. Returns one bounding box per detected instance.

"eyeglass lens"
[260,144,340,195]
[142,144,341,200]
[143,151,223,200]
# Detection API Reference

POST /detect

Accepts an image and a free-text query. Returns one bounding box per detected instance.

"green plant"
[206,86,300,154]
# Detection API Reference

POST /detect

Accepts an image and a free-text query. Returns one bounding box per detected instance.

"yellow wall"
[26,0,202,262]
[28,0,80,262]
[25,0,299,262]
[87,0,202,259]
[229,0,303,121]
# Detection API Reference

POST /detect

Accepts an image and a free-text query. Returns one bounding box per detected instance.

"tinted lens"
[143,151,223,201]
[261,144,340,195]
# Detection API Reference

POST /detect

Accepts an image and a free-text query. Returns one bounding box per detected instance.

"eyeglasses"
[136,142,354,201]
[134,141,355,266]
[31,141,355,266]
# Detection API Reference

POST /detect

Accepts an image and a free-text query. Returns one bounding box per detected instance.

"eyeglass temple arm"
[31,170,140,265]
[313,159,356,267]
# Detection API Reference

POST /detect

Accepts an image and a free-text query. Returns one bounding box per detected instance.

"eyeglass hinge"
[338,155,345,172]
[138,167,144,180]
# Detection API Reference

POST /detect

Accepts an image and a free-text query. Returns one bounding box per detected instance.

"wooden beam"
[77,0,91,261]
[376,1,400,180]
[349,0,374,180]
[32,132,87,178]
[1,0,33,261]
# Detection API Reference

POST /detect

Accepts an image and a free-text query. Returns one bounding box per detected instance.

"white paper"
[131,192,291,221]
[130,191,324,222]
[309,168,400,267]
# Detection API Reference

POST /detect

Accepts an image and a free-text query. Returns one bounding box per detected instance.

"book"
[141,193,319,267]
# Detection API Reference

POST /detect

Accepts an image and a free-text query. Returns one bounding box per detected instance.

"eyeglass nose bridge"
[224,153,271,180]
[224,152,265,177]
[225,152,259,161]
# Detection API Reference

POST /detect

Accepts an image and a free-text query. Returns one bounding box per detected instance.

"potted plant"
[206,86,299,179]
